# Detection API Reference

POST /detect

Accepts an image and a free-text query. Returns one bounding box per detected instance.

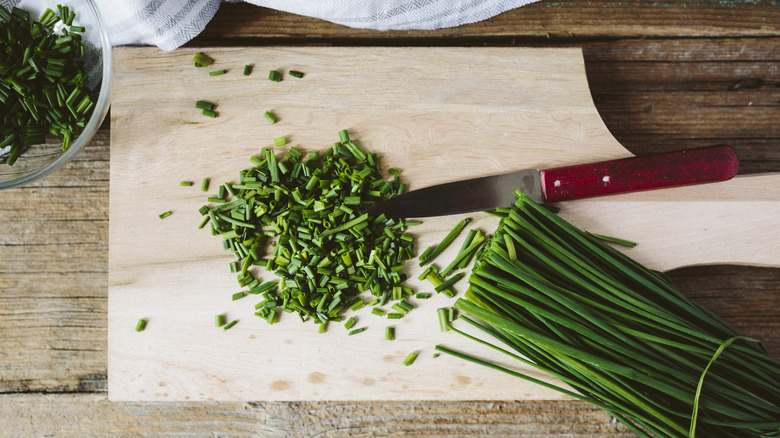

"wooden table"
[2,2,778,435]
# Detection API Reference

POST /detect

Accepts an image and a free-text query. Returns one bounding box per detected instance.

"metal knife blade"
[365,145,739,219]
[365,169,542,218]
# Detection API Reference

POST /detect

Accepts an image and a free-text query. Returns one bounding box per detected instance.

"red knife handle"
[539,145,739,202]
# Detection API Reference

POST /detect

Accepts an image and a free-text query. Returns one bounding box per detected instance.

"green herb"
[223,319,238,330]
[264,111,277,124]
[273,136,286,147]
[440,230,485,276]
[200,130,417,326]
[387,313,403,320]
[439,191,780,438]
[231,292,245,301]
[180,181,193,187]
[268,70,282,82]
[196,100,214,111]
[193,52,214,68]
[344,317,356,330]
[434,272,466,293]
[158,211,173,219]
[201,178,210,192]
[348,327,366,336]
[215,314,225,327]
[135,318,147,332]
[371,308,385,316]
[403,352,418,366]
[289,70,304,78]
[202,109,217,118]
[419,218,471,266]
[243,64,252,76]
[209,70,227,76]
[0,5,95,165]
[385,326,395,340]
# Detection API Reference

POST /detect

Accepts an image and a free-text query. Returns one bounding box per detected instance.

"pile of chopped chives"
[0,5,95,165]
[438,192,780,438]
[200,130,419,327]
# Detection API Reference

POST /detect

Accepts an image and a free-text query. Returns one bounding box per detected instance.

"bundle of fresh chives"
[439,192,780,438]
[200,130,418,326]
[0,5,94,165]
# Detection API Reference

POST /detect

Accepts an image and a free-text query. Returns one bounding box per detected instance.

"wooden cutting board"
[108,46,780,401]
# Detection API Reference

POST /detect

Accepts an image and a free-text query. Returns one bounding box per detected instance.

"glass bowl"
[0,0,111,189]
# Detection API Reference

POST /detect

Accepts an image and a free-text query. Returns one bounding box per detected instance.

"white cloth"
[1,0,540,51]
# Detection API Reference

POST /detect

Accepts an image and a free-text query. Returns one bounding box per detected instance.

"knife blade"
[365,145,739,218]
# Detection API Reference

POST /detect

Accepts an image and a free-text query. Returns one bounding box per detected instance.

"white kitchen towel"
[0,0,540,50]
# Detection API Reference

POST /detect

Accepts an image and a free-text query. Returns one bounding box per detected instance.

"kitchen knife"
[365,145,739,218]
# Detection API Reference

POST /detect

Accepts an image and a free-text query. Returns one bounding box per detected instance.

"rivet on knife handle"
[539,145,739,202]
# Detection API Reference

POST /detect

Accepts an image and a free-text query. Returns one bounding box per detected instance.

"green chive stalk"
[440,191,780,438]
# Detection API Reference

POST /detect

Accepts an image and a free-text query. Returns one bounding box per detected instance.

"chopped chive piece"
[350,299,366,311]
[135,318,147,332]
[344,317,356,330]
[223,319,238,330]
[318,322,327,333]
[274,136,287,147]
[348,327,366,336]
[385,326,395,341]
[371,308,385,316]
[215,314,225,327]
[158,211,173,219]
[264,111,277,124]
[268,70,282,82]
[196,100,214,111]
[403,352,418,366]
[437,308,449,332]
[243,64,252,76]
[201,178,210,192]
[289,70,304,78]
[202,109,217,118]
[432,353,440,358]
[434,272,466,293]
[387,313,403,319]
[415,293,432,299]
[440,231,485,276]
[209,70,227,76]
[193,52,214,67]
[232,292,246,301]
[180,181,193,187]
[419,218,471,266]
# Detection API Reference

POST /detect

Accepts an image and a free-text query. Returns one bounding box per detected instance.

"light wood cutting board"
[108,46,780,401]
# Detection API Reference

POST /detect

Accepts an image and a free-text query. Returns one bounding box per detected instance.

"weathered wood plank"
[0,394,637,437]
[193,2,780,42]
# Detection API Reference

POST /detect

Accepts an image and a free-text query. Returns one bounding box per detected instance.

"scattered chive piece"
[434,272,466,293]
[371,308,385,316]
[403,352,418,366]
[195,100,214,111]
[193,52,214,67]
[440,231,485,276]
[202,109,217,118]
[200,178,210,192]
[232,292,245,301]
[437,308,449,332]
[456,229,477,269]
[274,136,287,147]
[264,111,277,124]
[180,181,193,187]
[415,293,431,299]
[348,327,366,336]
[385,326,395,341]
[215,314,225,327]
[158,211,173,219]
[209,69,227,76]
[135,318,147,332]
[419,218,472,266]
[318,322,327,333]
[344,317,356,330]
[223,319,238,330]
[387,313,403,320]
[289,70,304,78]
[243,64,252,76]
[268,70,282,82]
[432,353,440,358]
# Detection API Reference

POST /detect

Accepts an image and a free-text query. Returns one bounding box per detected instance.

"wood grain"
[193,2,780,42]
[108,46,780,402]
[1,1,779,434]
